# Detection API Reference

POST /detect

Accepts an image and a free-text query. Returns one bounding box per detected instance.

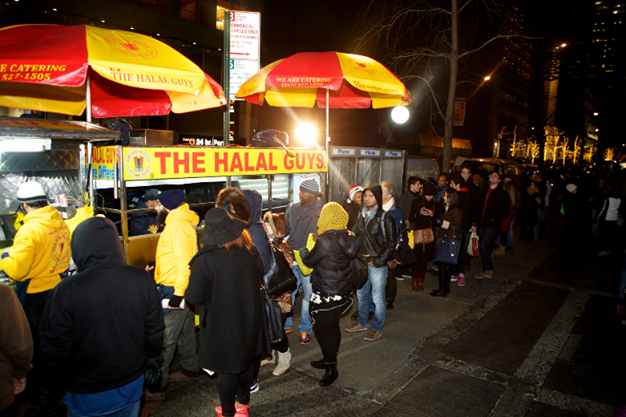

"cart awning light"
[0,138,51,152]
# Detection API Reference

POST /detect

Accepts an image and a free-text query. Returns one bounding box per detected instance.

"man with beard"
[144,190,200,402]
[343,185,363,231]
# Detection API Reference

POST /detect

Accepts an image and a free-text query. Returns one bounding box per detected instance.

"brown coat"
[436,206,463,241]
[0,284,33,411]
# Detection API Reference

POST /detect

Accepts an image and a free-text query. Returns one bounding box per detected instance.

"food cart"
[0,117,120,286]
[90,144,328,267]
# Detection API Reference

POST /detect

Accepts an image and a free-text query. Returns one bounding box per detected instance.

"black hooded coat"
[353,184,397,267]
[242,189,272,275]
[39,217,164,394]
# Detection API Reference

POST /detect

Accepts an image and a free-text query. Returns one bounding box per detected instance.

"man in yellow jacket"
[145,190,200,402]
[0,181,70,404]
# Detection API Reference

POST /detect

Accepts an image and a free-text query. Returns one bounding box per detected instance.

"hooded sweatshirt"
[242,189,272,275]
[39,217,164,394]
[1,205,71,294]
[155,203,199,296]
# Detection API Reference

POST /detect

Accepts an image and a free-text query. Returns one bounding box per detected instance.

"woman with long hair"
[299,202,359,387]
[430,188,463,297]
[185,208,270,417]
[408,182,437,292]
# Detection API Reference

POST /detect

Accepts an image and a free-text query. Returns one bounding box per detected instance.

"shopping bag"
[433,237,461,265]
[468,231,479,257]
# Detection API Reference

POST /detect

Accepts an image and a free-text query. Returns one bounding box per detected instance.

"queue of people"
[3,166,615,417]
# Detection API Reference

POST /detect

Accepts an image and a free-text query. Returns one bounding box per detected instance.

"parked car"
[460,158,526,184]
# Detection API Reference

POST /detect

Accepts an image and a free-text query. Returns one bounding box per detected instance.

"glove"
[144,357,161,390]
[168,295,183,308]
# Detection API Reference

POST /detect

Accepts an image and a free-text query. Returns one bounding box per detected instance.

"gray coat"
[285,197,325,251]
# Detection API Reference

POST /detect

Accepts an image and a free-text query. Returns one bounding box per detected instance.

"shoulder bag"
[261,284,284,344]
[350,254,368,289]
[413,228,434,247]
[433,226,461,265]
[262,224,298,297]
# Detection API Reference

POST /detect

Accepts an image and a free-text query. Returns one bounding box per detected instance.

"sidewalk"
[154,220,625,417]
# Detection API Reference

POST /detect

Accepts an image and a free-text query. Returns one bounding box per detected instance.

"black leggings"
[216,362,254,416]
[312,307,342,364]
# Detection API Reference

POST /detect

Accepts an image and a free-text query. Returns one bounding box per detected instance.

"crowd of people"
[1,163,625,417]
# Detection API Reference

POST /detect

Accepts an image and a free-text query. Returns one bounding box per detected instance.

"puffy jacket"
[154,204,199,296]
[353,184,397,267]
[299,229,359,296]
[1,205,70,294]
[39,217,163,394]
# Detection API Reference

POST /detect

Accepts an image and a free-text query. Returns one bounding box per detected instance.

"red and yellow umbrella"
[0,24,226,118]
[235,51,411,109]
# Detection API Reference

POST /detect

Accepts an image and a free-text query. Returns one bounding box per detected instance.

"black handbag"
[261,285,284,344]
[264,239,298,297]
[433,227,461,265]
[350,254,368,289]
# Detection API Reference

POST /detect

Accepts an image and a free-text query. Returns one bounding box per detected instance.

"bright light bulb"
[296,123,318,145]
[484,76,491,81]
[391,106,410,124]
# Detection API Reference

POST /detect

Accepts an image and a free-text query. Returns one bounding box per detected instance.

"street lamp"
[296,123,318,146]
[484,76,491,81]
[391,106,409,124]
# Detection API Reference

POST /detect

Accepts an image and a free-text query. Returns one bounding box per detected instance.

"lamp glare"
[391,106,410,124]
[296,123,318,145]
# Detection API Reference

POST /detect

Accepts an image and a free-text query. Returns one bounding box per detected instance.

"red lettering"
[192,152,205,173]
[231,153,243,171]
[154,152,171,173]
[296,153,306,170]
[256,153,268,171]
[215,152,228,172]
[173,152,190,174]
[315,153,324,169]
[269,153,278,170]
[244,152,255,171]
[284,153,294,170]
[306,152,315,169]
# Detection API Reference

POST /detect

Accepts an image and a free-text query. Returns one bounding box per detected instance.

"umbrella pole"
[86,70,92,123]
[325,88,329,199]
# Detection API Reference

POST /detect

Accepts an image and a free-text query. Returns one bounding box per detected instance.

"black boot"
[310,359,326,369]
[319,363,338,387]
[430,265,448,297]
[386,296,394,309]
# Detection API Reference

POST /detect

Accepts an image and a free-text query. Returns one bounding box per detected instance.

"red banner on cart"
[119,147,327,181]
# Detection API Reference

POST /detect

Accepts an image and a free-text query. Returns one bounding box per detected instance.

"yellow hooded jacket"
[1,205,71,294]
[154,203,199,296]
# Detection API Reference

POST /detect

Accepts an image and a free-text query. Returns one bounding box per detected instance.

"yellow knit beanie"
[317,202,349,235]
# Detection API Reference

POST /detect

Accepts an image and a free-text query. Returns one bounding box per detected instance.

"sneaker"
[457,273,466,287]
[249,379,259,393]
[401,273,412,279]
[299,333,311,345]
[598,250,611,256]
[364,330,382,341]
[431,264,439,272]
[216,404,249,416]
[395,275,405,281]
[345,322,368,332]
[285,328,292,334]
[485,270,493,279]
[474,272,486,279]
[450,274,458,282]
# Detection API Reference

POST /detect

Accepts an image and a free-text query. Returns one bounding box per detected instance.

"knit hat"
[348,185,364,203]
[317,202,349,235]
[566,183,577,193]
[299,178,323,196]
[17,181,47,204]
[144,189,160,201]
[158,189,185,210]
[422,182,436,196]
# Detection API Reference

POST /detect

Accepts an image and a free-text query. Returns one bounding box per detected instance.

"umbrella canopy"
[235,51,411,109]
[0,24,226,117]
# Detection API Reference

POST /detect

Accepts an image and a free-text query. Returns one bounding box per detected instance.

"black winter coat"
[128,200,158,236]
[478,186,510,229]
[40,217,164,394]
[342,201,361,231]
[353,185,397,267]
[299,229,359,296]
[185,244,270,374]
[243,189,272,275]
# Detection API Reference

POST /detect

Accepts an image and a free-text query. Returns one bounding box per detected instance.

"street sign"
[229,11,260,61]
[230,59,259,101]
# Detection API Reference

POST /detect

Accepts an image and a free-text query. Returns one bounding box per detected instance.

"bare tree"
[355,0,539,172]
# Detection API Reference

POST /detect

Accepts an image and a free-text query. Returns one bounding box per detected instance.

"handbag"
[261,285,284,344]
[264,240,297,297]
[350,254,368,289]
[433,227,461,265]
[413,228,434,247]
[467,231,479,257]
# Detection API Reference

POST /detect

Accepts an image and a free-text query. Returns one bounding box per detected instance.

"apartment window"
[181,0,197,22]
[216,0,245,31]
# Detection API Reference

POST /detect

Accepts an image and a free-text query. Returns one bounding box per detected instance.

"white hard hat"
[17,182,48,204]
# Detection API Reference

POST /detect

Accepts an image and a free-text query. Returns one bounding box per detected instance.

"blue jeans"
[67,399,140,417]
[284,264,313,335]
[478,227,498,272]
[507,220,515,246]
[357,264,388,332]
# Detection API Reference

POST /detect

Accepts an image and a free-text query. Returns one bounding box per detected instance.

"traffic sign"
[230,59,259,100]
[229,11,260,61]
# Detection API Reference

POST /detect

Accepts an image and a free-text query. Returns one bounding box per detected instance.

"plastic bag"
[65,206,95,237]
[468,231,479,257]
[293,233,316,276]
